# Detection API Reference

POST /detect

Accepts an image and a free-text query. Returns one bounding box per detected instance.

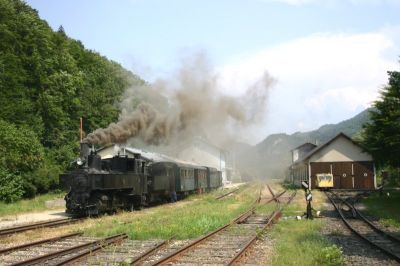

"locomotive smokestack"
[80,142,90,161]
[80,117,83,142]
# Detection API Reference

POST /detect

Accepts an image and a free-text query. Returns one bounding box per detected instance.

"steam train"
[59,143,222,216]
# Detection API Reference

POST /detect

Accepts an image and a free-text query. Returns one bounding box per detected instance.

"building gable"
[308,135,372,163]
[292,143,317,163]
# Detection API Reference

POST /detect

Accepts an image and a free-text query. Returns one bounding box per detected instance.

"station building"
[289,132,376,189]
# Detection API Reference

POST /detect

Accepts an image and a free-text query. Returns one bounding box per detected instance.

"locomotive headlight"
[77,158,83,166]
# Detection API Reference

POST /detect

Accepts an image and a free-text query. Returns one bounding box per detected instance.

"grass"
[269,186,344,266]
[0,191,65,217]
[271,219,343,266]
[362,191,400,228]
[83,184,258,240]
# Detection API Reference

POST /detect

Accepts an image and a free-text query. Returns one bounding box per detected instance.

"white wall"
[292,150,299,162]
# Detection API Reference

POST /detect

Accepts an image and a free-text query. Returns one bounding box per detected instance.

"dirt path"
[0,209,69,229]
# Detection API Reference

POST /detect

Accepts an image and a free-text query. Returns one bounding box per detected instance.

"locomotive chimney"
[80,142,90,161]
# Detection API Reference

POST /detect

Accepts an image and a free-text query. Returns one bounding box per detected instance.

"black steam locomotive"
[59,143,222,216]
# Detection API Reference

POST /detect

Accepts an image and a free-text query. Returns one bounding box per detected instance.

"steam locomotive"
[59,143,222,216]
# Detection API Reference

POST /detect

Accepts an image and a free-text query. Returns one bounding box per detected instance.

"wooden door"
[333,162,353,189]
[354,161,374,189]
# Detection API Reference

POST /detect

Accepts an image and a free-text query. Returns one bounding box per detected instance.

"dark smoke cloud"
[85,53,275,147]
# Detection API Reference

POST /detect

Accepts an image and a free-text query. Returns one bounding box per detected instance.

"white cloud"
[218,28,400,140]
[304,86,376,111]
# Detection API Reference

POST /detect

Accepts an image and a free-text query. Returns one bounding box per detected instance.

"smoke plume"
[85,53,275,147]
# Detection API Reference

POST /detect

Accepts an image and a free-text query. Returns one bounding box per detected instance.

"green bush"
[317,245,344,266]
[32,157,62,193]
[22,177,37,199]
[0,167,24,202]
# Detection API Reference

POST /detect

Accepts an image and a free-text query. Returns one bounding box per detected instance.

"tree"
[361,69,400,168]
[0,119,44,200]
[0,168,23,203]
[0,0,145,199]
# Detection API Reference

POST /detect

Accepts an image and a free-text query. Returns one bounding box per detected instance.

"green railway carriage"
[206,167,222,190]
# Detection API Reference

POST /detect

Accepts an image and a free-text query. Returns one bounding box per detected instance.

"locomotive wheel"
[128,202,134,212]
[127,195,143,211]
[86,192,108,216]
[86,205,100,217]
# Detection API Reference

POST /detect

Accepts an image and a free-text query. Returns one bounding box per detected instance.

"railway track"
[262,184,287,204]
[0,233,127,265]
[142,188,296,266]
[0,232,82,256]
[0,218,83,237]
[1,186,294,265]
[326,191,400,263]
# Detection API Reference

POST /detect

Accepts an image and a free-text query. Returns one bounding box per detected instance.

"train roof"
[149,160,207,169]
[97,144,205,168]
[126,147,208,169]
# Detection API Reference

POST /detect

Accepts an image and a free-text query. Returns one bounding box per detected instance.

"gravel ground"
[241,234,274,266]
[320,204,399,265]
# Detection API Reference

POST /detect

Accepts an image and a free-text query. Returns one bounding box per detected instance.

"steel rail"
[0,218,81,237]
[130,237,174,266]
[215,188,240,200]
[263,190,287,204]
[227,191,297,265]
[55,234,128,265]
[326,192,400,263]
[0,232,82,255]
[354,207,400,243]
[227,210,282,266]
[266,185,278,202]
[10,233,127,266]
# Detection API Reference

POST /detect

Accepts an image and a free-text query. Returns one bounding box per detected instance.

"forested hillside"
[0,0,144,201]
[237,109,371,179]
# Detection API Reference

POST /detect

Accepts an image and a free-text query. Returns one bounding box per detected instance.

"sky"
[26,0,400,144]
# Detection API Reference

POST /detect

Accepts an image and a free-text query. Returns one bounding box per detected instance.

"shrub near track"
[83,184,259,240]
